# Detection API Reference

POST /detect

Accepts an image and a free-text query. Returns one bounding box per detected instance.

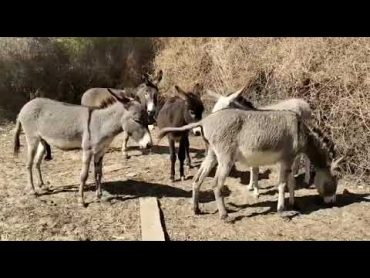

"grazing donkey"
[43,70,162,161]
[207,88,313,197]
[13,89,152,206]
[158,109,343,220]
[156,83,204,182]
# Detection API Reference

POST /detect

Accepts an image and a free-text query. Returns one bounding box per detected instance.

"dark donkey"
[156,84,204,182]
[44,70,163,160]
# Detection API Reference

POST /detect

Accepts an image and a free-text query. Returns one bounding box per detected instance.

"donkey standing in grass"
[43,70,162,161]
[158,108,343,220]
[14,89,152,206]
[156,83,204,182]
[207,88,313,198]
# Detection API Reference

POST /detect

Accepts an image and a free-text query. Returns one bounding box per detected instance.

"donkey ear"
[154,70,163,84]
[192,83,203,96]
[107,88,130,105]
[175,85,188,100]
[330,156,344,175]
[226,87,245,102]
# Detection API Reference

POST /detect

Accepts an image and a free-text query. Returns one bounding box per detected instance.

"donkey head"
[138,70,163,121]
[314,156,344,204]
[175,83,204,136]
[107,89,152,150]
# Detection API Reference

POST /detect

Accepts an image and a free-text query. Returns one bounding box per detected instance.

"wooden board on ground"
[139,197,165,241]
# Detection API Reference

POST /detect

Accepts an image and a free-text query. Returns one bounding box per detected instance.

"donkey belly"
[44,136,82,150]
[237,150,283,167]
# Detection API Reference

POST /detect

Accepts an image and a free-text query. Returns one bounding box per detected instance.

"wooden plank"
[139,197,165,241]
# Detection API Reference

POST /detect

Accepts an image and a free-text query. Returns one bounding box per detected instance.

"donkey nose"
[147,110,155,117]
[146,142,153,149]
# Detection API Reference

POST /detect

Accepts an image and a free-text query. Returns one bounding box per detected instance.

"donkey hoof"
[25,189,38,197]
[193,207,201,215]
[180,176,186,181]
[78,198,87,208]
[220,213,229,221]
[170,176,175,182]
[38,187,49,194]
[277,206,285,213]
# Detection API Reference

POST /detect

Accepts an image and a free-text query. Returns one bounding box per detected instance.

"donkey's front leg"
[277,163,289,212]
[168,138,176,182]
[79,150,92,207]
[122,131,130,159]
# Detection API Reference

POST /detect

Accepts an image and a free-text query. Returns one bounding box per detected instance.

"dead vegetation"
[153,37,370,180]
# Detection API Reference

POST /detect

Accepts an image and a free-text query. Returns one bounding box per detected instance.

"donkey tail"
[13,117,22,157]
[157,121,203,142]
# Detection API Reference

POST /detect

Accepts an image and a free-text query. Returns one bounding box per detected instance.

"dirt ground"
[1,123,369,240]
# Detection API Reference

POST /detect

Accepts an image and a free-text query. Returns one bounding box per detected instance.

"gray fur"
[208,89,313,197]
[13,92,152,206]
[80,70,162,159]
[158,109,342,220]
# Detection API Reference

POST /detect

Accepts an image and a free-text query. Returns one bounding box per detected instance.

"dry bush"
[153,37,370,180]
[0,37,155,123]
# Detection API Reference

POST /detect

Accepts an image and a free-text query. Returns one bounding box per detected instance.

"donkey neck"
[125,87,146,105]
[303,127,330,169]
[90,102,125,139]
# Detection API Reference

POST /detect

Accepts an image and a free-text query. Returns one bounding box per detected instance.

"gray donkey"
[158,108,343,220]
[207,88,313,198]
[13,89,152,206]
[43,70,162,161]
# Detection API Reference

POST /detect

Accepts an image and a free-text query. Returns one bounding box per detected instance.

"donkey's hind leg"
[93,152,104,201]
[25,137,40,196]
[79,150,93,207]
[34,141,48,191]
[192,148,217,214]
[213,157,234,221]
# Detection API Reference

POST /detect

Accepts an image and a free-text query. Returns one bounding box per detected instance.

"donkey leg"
[292,155,300,177]
[287,169,296,207]
[247,167,258,191]
[277,163,289,212]
[122,131,130,159]
[79,150,92,207]
[192,149,217,214]
[34,141,47,191]
[213,160,233,221]
[303,154,311,185]
[25,138,40,196]
[94,153,104,201]
[178,136,187,181]
[168,138,176,182]
[184,135,192,168]
[44,141,52,161]
[251,167,260,199]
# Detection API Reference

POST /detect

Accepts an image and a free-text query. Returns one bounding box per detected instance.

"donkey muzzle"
[192,127,202,136]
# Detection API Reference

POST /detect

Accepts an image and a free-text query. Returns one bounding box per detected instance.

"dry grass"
[153,37,370,179]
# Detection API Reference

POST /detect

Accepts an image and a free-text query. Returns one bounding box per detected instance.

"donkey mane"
[98,96,117,109]
[305,123,336,160]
